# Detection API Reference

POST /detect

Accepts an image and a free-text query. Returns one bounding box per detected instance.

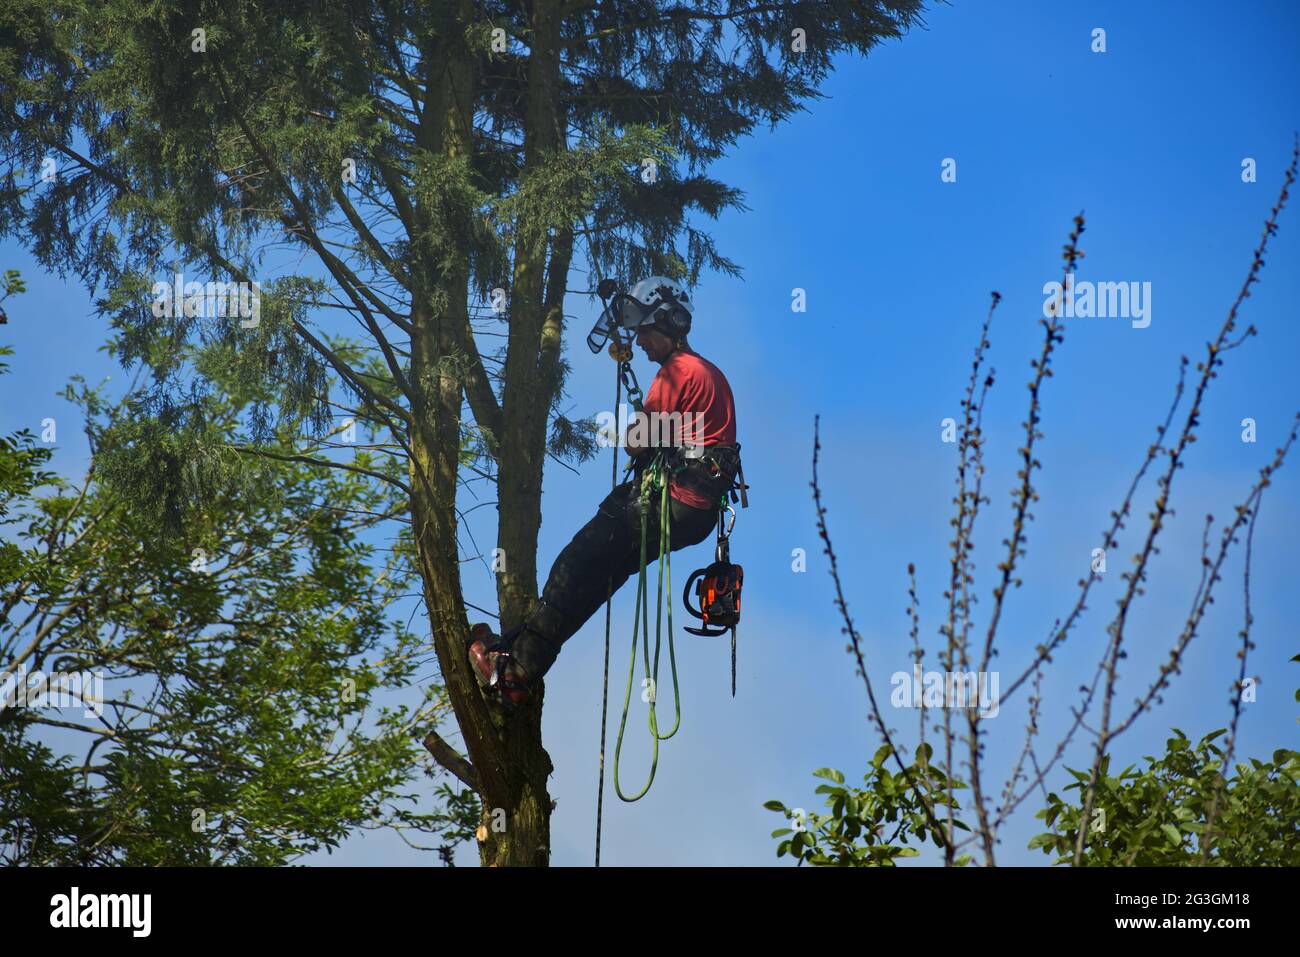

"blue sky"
[4,0,1298,866]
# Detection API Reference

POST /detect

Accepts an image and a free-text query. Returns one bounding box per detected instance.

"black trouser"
[508,474,722,681]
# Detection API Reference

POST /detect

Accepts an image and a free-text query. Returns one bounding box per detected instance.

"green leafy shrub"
[765,744,972,866]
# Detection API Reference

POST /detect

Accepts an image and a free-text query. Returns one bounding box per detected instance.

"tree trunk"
[497,0,566,631]
[410,0,563,866]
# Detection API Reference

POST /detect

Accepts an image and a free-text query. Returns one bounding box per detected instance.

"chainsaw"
[682,506,744,695]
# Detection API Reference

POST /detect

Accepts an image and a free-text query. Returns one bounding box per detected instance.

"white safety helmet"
[617,276,693,338]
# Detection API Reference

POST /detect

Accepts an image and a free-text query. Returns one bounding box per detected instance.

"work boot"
[467,623,532,707]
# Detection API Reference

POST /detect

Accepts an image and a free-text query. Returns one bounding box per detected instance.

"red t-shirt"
[642,350,738,509]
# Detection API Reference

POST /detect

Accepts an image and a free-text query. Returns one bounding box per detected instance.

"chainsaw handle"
[681,567,707,621]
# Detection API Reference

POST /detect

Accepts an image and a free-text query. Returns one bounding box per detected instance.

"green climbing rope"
[613,453,685,801]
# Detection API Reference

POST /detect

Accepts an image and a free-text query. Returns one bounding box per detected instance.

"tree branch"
[423,730,478,790]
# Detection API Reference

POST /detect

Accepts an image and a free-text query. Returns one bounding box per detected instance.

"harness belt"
[636,442,749,510]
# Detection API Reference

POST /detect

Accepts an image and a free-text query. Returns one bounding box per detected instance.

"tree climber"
[468,277,744,705]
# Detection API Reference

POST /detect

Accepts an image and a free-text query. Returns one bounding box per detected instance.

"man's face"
[635,325,676,363]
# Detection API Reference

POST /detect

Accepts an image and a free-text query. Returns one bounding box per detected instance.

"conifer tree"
[0,0,923,865]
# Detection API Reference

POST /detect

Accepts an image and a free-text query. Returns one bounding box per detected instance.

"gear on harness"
[612,342,645,412]
[682,508,743,638]
[610,452,682,801]
[683,560,743,637]
[682,506,743,696]
[656,442,749,510]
